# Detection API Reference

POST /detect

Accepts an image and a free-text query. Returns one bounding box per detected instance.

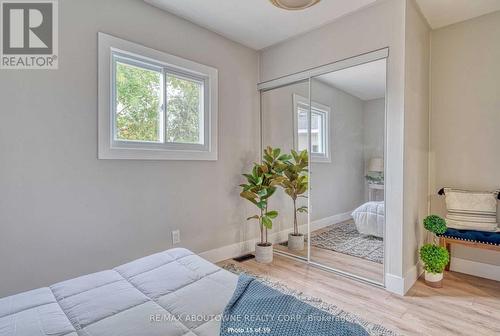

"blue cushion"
[439,228,500,246]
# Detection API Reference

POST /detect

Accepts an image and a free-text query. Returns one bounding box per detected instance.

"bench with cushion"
[438,229,500,271]
[436,187,500,271]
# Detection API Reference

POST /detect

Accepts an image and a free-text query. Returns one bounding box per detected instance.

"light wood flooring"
[274,222,384,283]
[218,254,500,336]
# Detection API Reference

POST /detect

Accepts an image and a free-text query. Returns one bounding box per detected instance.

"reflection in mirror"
[309,59,386,284]
[261,80,310,260]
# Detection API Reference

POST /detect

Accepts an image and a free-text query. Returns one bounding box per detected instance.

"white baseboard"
[450,257,500,281]
[384,273,404,295]
[199,239,255,263]
[310,212,353,231]
[200,228,293,263]
[385,258,500,295]
[200,211,352,263]
[385,264,422,296]
[404,264,421,293]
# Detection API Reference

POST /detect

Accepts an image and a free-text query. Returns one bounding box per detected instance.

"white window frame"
[98,33,218,160]
[293,94,331,163]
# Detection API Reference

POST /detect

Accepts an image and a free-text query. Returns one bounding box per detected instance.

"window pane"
[115,61,163,142]
[297,108,325,154]
[297,108,308,152]
[166,75,203,144]
[312,111,324,154]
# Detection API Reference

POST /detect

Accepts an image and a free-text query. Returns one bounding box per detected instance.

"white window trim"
[98,32,218,160]
[293,94,331,163]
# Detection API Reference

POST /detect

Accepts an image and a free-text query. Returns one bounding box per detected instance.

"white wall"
[430,10,500,276]
[362,98,385,199]
[403,0,430,280]
[310,80,366,221]
[363,99,385,165]
[259,0,407,291]
[0,0,259,296]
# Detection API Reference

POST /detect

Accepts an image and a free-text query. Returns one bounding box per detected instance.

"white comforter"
[0,248,238,336]
[351,201,385,238]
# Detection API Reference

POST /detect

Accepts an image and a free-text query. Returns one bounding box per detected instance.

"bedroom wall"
[310,80,365,222]
[362,99,385,165]
[402,0,430,283]
[429,10,500,279]
[259,0,407,291]
[0,0,259,296]
[362,98,385,199]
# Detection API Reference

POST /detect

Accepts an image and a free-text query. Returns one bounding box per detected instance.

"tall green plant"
[239,147,293,245]
[240,163,278,246]
[276,149,309,236]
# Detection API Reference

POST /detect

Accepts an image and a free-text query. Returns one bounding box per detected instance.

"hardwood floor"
[274,221,385,283]
[218,255,500,336]
[274,243,384,283]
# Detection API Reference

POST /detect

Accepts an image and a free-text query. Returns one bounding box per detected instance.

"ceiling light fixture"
[270,0,321,11]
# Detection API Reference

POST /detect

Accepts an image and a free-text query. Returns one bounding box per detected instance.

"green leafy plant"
[240,163,279,246]
[420,215,449,276]
[115,65,201,143]
[365,172,384,184]
[423,215,447,235]
[274,149,309,236]
[115,62,162,141]
[262,146,292,176]
[420,244,450,274]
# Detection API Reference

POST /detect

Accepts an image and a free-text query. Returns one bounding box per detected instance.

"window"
[293,94,330,162]
[98,33,218,160]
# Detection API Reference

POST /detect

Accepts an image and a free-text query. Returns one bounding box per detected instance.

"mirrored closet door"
[309,59,386,284]
[259,51,387,286]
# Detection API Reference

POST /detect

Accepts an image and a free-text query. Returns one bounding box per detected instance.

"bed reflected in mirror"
[308,59,386,284]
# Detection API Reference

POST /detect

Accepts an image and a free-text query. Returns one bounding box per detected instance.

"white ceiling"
[144,0,377,50]
[316,59,386,101]
[416,0,500,29]
[145,0,500,50]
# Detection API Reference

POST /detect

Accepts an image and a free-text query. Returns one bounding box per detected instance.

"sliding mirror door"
[309,59,386,284]
[261,80,310,260]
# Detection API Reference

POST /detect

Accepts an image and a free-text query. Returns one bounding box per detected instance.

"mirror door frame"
[258,48,389,288]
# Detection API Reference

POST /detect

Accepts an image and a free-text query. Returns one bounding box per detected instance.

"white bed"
[351,201,385,238]
[0,248,238,336]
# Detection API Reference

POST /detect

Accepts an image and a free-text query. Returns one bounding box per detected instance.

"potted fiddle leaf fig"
[240,163,279,263]
[420,215,449,287]
[262,146,291,177]
[277,149,309,251]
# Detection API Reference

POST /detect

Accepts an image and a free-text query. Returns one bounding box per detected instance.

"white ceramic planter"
[255,243,273,263]
[288,233,305,251]
[424,271,443,288]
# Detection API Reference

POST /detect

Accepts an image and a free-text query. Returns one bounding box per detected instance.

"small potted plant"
[420,215,449,287]
[275,149,309,251]
[240,162,279,263]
